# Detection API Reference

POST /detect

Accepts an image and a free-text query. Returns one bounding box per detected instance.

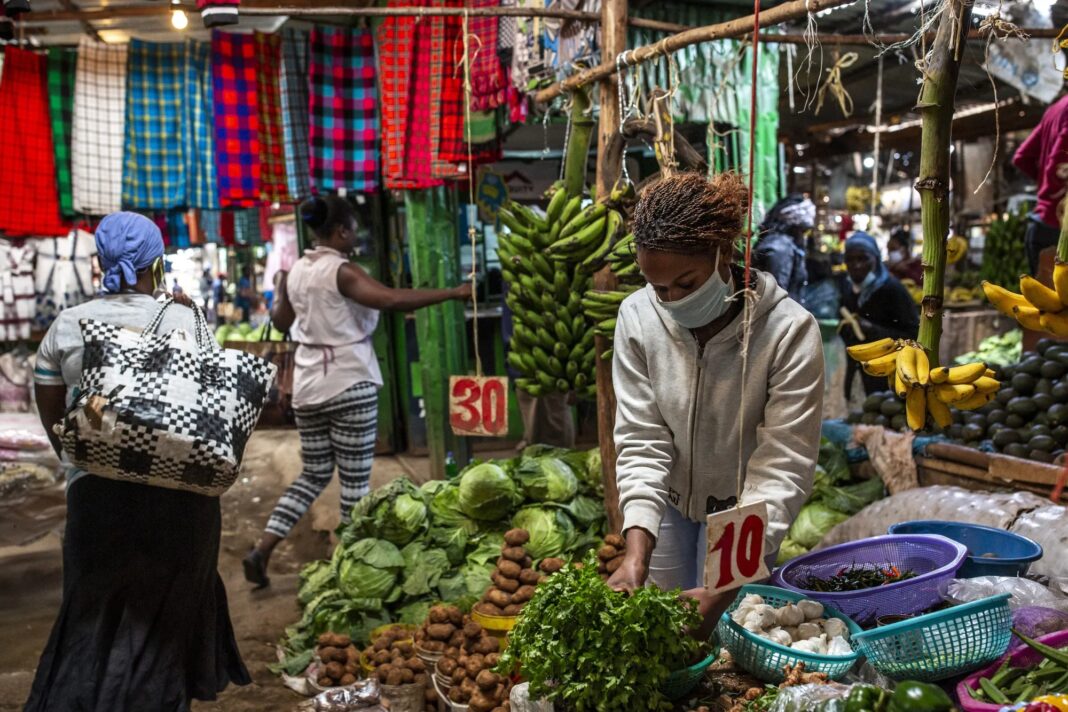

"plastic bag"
[851,426,917,494]
[297,679,385,711]
[1010,506,1068,583]
[509,683,554,712]
[769,683,854,712]
[818,486,1049,549]
[944,577,1068,612]
[1011,607,1068,647]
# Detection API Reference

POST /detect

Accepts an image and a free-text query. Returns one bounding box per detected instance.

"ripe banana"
[1014,305,1044,331]
[897,344,919,387]
[930,362,987,385]
[1040,311,1068,338]
[862,351,900,377]
[1055,260,1068,308]
[935,383,976,404]
[981,281,1030,318]
[927,396,953,429]
[906,387,927,431]
[955,390,996,411]
[846,337,898,362]
[913,345,930,386]
[945,235,968,264]
[971,376,1000,395]
[1020,275,1064,313]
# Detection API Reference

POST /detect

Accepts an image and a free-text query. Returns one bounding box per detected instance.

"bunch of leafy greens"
[345,478,428,546]
[498,553,701,712]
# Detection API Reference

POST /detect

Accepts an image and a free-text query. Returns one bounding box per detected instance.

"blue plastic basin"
[887,520,1042,578]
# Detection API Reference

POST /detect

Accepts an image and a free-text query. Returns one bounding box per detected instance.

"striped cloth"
[254,32,289,204]
[183,40,219,209]
[428,0,462,180]
[378,2,417,190]
[46,48,77,219]
[403,11,439,188]
[122,40,186,210]
[72,38,127,216]
[0,48,69,237]
[308,27,379,194]
[211,31,261,208]
[280,29,311,201]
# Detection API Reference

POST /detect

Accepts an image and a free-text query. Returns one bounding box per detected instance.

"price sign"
[449,376,510,437]
[703,501,771,595]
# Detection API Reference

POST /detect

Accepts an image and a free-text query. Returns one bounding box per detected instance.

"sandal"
[242,549,270,589]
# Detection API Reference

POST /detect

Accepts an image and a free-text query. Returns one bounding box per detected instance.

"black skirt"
[24,475,250,712]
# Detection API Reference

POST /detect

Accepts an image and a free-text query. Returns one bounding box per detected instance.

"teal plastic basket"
[853,593,1012,682]
[716,585,862,683]
[662,650,718,700]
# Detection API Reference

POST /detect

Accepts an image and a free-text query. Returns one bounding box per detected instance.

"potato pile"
[414,603,465,655]
[596,534,626,577]
[363,625,436,711]
[315,632,360,688]
[433,617,511,712]
[474,528,547,617]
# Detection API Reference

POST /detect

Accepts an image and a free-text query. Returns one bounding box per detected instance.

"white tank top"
[287,247,382,409]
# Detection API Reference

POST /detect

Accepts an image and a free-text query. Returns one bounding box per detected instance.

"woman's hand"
[169,291,194,308]
[606,552,648,594]
[453,283,473,301]
[681,587,734,641]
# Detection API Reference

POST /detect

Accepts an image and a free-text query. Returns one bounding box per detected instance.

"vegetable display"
[498,552,702,711]
[276,447,607,674]
[359,625,437,710]
[731,593,853,657]
[979,206,1029,292]
[798,565,918,593]
[474,528,543,617]
[969,631,1068,705]
[313,632,360,689]
[428,614,512,710]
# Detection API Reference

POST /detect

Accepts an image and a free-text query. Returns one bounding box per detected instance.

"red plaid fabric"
[470,0,508,111]
[212,31,261,208]
[254,32,289,204]
[0,48,69,237]
[377,1,415,190]
[432,0,464,177]
[402,2,440,188]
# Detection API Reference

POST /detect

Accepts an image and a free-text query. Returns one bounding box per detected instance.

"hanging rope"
[870,54,883,219]
[814,51,858,116]
[461,11,483,378]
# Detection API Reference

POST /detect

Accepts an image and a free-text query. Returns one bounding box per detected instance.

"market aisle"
[0,429,449,711]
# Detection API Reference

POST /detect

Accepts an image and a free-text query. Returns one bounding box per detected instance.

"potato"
[387,668,405,686]
[504,528,530,546]
[405,657,426,673]
[502,604,522,616]
[325,661,344,680]
[464,656,483,677]
[520,555,533,569]
[477,602,505,616]
[476,669,499,691]
[344,662,359,676]
[427,623,455,641]
[318,645,339,662]
[461,676,480,697]
[318,675,333,687]
[445,645,461,658]
[501,546,526,563]
[318,633,336,647]
[346,645,359,662]
[396,641,414,656]
[415,672,428,685]
[451,668,467,686]
[485,588,511,609]
[400,667,415,683]
[429,605,450,624]
[463,620,483,638]
[373,637,390,652]
[449,685,466,703]
[476,637,500,654]
[333,634,352,648]
[425,686,438,703]
[444,628,463,648]
[598,563,609,575]
[538,575,548,584]
[374,650,391,665]
[539,557,564,574]
[494,574,519,593]
[513,585,536,603]
[597,544,619,561]
[437,656,457,676]
[469,691,497,712]
[604,533,625,548]
[447,606,464,626]
[496,559,522,580]
[485,652,500,667]
[518,568,540,585]
[422,639,445,652]
[606,555,624,574]
[377,667,390,683]
[340,673,357,686]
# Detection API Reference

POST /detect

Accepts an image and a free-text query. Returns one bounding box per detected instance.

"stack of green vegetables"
[970,630,1068,706]
[777,439,887,564]
[276,446,606,675]
[979,206,1029,291]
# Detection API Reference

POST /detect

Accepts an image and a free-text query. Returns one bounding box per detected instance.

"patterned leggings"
[265,382,378,538]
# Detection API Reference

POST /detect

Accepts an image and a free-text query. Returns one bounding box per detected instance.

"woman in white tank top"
[243,195,470,587]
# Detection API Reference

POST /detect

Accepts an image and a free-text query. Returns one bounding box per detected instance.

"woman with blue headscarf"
[27,212,250,711]
[839,231,920,399]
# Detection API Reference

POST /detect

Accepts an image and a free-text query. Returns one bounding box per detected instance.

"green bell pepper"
[813,698,848,712]
[888,682,954,712]
[846,684,888,712]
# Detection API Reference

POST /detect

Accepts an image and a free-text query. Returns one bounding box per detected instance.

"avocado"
[1020,356,1045,376]
[1006,413,1026,428]
[1052,425,1068,445]
[1052,382,1068,402]
[890,414,907,431]
[992,429,1021,447]
[846,411,863,424]
[874,414,890,428]
[1041,361,1067,379]
[880,399,905,417]
[1049,403,1068,425]
[860,412,878,425]
[1011,373,1037,395]
[1035,413,1051,426]
[1004,443,1030,458]
[1007,397,1039,419]
[986,408,1008,425]
[1029,423,1052,437]
[947,424,964,440]
[1037,338,1054,355]
[1030,449,1056,464]
[863,394,884,413]
[964,413,987,427]
[1034,393,1056,412]
[1000,365,1016,380]
[1037,378,1055,395]
[986,422,1006,439]
[1054,350,1068,366]
[997,388,1017,405]
[961,423,985,442]
[1029,434,1056,452]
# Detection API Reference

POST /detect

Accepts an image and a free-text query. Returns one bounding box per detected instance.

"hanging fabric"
[46,48,77,220]
[200,208,223,244]
[254,32,290,204]
[34,229,96,330]
[183,40,220,210]
[0,240,37,341]
[402,7,442,189]
[211,31,261,208]
[264,221,298,288]
[232,207,264,246]
[378,3,420,190]
[122,40,186,211]
[72,38,128,216]
[469,0,509,110]
[280,29,311,201]
[430,0,464,179]
[0,48,70,237]
[308,26,379,194]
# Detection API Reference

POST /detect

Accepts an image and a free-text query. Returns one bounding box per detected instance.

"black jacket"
[838,275,920,397]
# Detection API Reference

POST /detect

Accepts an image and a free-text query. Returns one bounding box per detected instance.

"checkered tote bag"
[57,298,277,496]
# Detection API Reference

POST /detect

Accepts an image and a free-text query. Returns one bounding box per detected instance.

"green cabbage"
[399,542,452,597]
[395,598,434,626]
[335,538,404,601]
[429,482,479,530]
[554,494,605,527]
[466,532,506,567]
[437,562,493,603]
[787,502,850,549]
[815,475,885,515]
[457,462,521,520]
[420,479,448,498]
[818,437,850,484]
[344,478,428,546]
[776,537,809,565]
[428,525,470,565]
[297,559,335,606]
[512,506,577,559]
[516,456,579,502]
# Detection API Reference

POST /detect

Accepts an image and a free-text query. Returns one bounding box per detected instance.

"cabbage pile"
[276,446,606,674]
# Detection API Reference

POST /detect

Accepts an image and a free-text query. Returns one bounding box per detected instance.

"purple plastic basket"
[770,534,968,625]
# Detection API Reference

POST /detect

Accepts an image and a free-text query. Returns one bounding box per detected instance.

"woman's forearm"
[384,287,463,311]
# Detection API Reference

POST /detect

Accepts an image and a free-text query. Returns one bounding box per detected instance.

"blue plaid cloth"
[200,208,222,244]
[122,40,186,210]
[183,40,219,209]
[280,29,311,201]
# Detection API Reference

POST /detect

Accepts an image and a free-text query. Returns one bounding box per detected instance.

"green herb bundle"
[498,553,701,711]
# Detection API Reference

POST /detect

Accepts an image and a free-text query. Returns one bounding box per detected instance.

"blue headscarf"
[845,231,889,307]
[94,212,164,294]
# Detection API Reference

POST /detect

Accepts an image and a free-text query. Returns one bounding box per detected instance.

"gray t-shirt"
[34,293,197,488]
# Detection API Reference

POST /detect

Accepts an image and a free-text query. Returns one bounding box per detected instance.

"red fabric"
[220,210,235,246]
[1013,94,1068,230]
[469,0,508,111]
[378,1,417,190]
[0,48,70,237]
[254,32,290,204]
[434,0,466,171]
[212,31,261,208]
[402,2,439,188]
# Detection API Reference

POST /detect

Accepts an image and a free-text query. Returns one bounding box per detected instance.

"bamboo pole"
[915,0,973,364]
[533,0,852,104]
[594,0,627,535]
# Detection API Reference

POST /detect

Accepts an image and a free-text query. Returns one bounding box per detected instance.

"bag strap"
[259,319,290,343]
[191,303,218,353]
[141,296,175,338]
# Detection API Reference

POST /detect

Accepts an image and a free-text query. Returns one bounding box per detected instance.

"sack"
[58,298,277,496]
[225,324,295,428]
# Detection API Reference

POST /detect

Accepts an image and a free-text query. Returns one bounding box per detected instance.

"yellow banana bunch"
[982,264,1068,335]
[846,337,999,430]
[946,235,968,264]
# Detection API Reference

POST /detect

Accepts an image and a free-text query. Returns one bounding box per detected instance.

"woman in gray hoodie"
[605,173,824,622]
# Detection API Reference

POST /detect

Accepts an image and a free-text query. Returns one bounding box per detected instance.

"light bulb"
[171,9,188,30]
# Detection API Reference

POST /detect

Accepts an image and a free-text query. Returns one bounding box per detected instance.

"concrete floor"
[0,429,463,711]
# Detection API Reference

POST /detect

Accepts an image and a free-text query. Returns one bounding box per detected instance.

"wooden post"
[595,0,627,534]
[915,0,973,364]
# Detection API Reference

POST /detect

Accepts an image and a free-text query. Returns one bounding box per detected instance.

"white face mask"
[656,251,734,329]
[888,249,906,263]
